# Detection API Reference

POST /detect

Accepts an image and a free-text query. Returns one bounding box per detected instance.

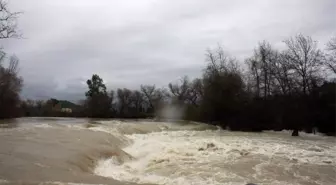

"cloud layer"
[1,0,335,101]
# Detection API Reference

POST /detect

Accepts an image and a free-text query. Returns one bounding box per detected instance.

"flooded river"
[0,118,335,185]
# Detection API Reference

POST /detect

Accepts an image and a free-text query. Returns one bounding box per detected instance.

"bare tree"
[0,55,22,100]
[140,84,156,110]
[117,88,132,116]
[205,46,240,78]
[245,57,261,97]
[0,1,22,118]
[246,41,298,96]
[153,87,169,108]
[130,90,144,113]
[327,36,336,51]
[168,76,190,104]
[186,78,203,106]
[191,78,203,99]
[245,41,274,98]
[259,41,273,98]
[168,76,203,106]
[324,36,336,74]
[283,34,324,94]
[201,46,246,123]
[269,51,294,95]
[0,0,21,39]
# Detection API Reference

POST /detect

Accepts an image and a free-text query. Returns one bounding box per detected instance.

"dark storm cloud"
[1,0,335,101]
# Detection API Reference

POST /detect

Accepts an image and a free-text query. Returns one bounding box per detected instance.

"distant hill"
[57,100,80,109]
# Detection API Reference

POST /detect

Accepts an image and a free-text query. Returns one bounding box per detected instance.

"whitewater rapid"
[92,120,336,185]
[0,118,335,185]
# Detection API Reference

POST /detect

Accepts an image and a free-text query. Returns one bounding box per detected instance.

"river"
[0,117,335,185]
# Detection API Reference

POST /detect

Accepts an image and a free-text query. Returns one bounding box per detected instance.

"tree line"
[5,34,336,136]
[78,34,335,135]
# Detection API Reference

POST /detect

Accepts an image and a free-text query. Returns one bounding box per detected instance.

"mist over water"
[0,118,335,185]
[157,104,186,120]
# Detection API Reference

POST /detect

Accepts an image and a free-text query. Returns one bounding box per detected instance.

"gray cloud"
[1,0,335,101]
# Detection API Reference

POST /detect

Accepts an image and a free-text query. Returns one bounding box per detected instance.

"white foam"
[94,129,336,185]
[94,120,124,125]
[33,123,53,128]
[39,181,106,185]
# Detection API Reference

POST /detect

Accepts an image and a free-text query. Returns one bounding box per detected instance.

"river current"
[0,118,335,185]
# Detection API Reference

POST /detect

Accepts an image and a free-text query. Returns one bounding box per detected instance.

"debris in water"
[291,158,298,163]
[207,143,216,148]
[308,147,323,152]
[198,143,217,151]
[240,150,249,156]
[292,129,299,136]
[153,159,170,164]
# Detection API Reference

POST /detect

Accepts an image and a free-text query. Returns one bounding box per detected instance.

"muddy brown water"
[0,118,335,185]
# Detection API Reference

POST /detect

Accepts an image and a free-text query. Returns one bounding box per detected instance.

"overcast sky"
[1,0,335,102]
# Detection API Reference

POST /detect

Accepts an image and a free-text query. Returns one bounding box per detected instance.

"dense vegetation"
[0,1,334,135]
